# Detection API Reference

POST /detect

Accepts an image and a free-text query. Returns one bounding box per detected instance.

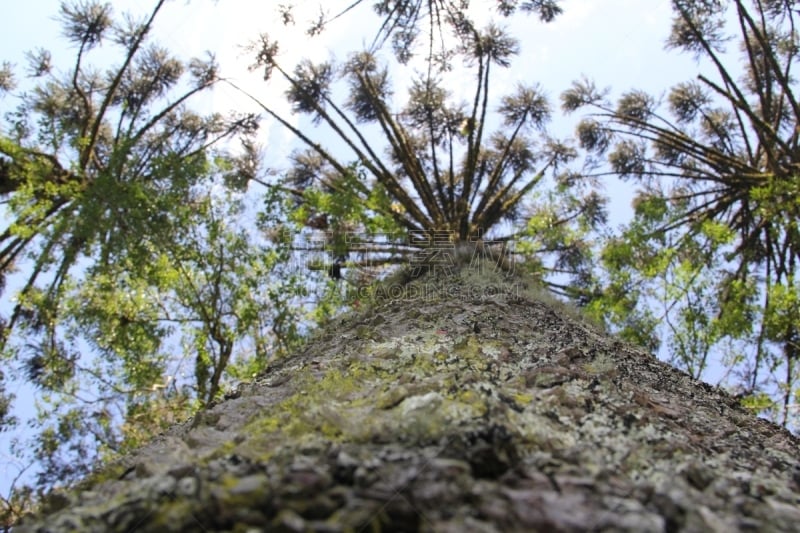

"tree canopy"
[236,15,603,296]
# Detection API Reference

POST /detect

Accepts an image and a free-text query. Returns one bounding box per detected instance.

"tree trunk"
[16,261,800,532]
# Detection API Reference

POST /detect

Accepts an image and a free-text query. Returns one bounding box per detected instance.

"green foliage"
[740,391,777,415]
[762,279,800,344]
[5,173,308,498]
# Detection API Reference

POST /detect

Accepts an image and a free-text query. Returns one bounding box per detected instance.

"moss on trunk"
[17,261,800,532]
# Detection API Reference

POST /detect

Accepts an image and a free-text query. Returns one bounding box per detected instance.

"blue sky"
[0,0,709,496]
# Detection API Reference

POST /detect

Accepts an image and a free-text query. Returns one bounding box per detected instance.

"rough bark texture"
[17,262,800,532]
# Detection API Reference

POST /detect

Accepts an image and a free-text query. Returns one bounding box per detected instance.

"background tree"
[564,0,800,430]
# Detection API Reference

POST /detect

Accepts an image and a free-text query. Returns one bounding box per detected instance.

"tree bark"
[16,261,800,532]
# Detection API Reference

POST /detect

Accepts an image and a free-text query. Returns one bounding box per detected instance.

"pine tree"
[235,13,603,298]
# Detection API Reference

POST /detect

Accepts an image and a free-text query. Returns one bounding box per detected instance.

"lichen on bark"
[16,260,800,532]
